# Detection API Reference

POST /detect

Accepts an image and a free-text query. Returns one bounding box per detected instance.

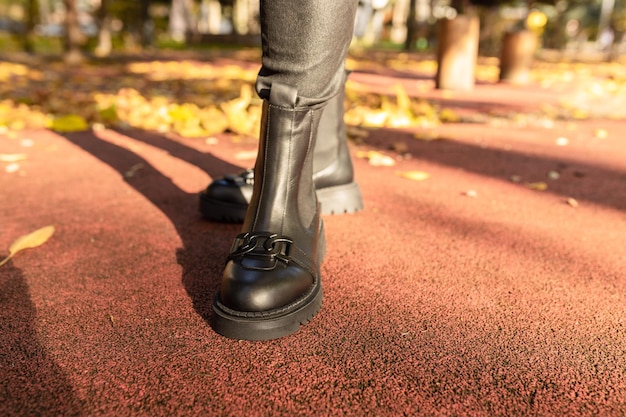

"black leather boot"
[199,73,363,223]
[212,83,325,340]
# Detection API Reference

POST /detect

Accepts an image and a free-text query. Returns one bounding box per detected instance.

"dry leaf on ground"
[595,129,608,139]
[357,150,396,166]
[397,171,430,181]
[566,197,579,207]
[124,163,145,179]
[0,225,55,267]
[555,137,569,146]
[548,171,560,180]
[0,153,28,162]
[50,114,90,132]
[234,150,258,160]
[413,130,440,141]
[527,182,548,191]
[5,163,20,173]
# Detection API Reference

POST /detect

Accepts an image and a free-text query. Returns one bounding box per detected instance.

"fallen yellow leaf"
[413,130,440,141]
[0,225,55,267]
[98,105,118,124]
[124,163,145,179]
[555,137,569,146]
[595,129,608,139]
[439,108,460,123]
[234,150,258,160]
[566,197,579,207]
[0,153,27,162]
[571,109,588,120]
[393,84,412,113]
[527,182,548,191]
[221,84,256,135]
[397,171,430,181]
[9,119,26,131]
[357,150,395,166]
[361,109,388,127]
[50,114,89,132]
[547,170,560,180]
[5,162,20,173]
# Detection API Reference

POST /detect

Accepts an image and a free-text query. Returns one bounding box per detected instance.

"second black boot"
[212,83,325,341]
[200,72,363,223]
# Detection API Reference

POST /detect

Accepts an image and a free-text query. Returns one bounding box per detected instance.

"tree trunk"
[499,29,537,85]
[64,0,85,64]
[169,0,195,42]
[23,0,38,53]
[390,0,409,44]
[450,0,470,14]
[435,15,480,91]
[404,0,416,50]
[38,0,51,24]
[94,0,112,57]
[139,0,153,48]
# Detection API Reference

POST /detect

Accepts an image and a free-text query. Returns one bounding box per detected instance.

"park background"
[1,1,626,416]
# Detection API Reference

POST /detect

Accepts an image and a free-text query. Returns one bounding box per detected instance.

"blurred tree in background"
[0,0,624,59]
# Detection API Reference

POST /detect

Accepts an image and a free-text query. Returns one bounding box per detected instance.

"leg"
[255,0,359,106]
[212,0,359,340]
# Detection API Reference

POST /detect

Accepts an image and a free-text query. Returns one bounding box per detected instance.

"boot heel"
[318,220,327,264]
[317,181,364,215]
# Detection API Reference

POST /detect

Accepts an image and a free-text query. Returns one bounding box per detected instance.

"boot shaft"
[244,83,323,238]
[312,71,355,189]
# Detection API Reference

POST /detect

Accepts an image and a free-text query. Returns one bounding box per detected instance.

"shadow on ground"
[0,262,84,416]
[363,127,626,212]
[60,129,242,324]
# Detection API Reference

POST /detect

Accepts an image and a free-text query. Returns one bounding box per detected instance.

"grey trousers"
[255,0,359,107]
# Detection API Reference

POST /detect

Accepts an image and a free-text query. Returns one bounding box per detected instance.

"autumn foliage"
[1,51,626,139]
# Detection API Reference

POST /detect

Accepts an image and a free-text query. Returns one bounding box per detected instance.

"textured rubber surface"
[2,67,626,416]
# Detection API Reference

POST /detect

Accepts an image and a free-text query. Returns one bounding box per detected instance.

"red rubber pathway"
[2,63,626,416]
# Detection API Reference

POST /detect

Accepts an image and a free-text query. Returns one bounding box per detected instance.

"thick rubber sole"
[198,193,246,223]
[211,281,323,341]
[199,181,363,223]
[316,181,364,216]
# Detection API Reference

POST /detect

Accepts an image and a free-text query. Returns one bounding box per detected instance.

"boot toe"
[219,261,315,313]
[199,171,254,222]
[203,170,254,206]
